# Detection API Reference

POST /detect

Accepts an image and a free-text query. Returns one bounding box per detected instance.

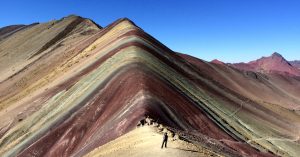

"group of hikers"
[137,116,169,149]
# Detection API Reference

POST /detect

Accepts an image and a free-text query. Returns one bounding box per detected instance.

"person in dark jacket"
[161,132,168,148]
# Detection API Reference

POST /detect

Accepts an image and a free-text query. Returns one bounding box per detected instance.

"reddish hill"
[231,52,300,76]
[211,59,225,65]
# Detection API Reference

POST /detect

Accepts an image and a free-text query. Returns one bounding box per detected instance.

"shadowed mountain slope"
[0,16,299,157]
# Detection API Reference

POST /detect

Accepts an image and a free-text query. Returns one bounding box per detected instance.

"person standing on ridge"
[161,132,168,149]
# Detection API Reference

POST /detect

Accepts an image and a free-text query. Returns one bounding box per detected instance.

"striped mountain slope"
[0,15,299,157]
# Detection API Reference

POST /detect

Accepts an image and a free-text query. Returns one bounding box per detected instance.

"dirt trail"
[85,126,220,157]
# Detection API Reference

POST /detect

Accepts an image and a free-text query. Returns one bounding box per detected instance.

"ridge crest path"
[85,126,220,157]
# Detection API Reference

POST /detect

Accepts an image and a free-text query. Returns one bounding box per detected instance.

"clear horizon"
[1,0,299,62]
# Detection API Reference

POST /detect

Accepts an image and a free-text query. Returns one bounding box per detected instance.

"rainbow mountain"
[0,15,299,157]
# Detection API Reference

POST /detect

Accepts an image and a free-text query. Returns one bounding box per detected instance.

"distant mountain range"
[224,52,300,76]
[290,60,300,69]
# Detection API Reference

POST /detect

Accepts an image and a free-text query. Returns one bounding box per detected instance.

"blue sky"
[1,0,299,62]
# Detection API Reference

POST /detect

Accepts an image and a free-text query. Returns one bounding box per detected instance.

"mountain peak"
[114,17,138,28]
[211,59,224,65]
[271,52,283,58]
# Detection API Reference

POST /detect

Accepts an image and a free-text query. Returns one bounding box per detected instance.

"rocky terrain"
[0,15,299,157]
